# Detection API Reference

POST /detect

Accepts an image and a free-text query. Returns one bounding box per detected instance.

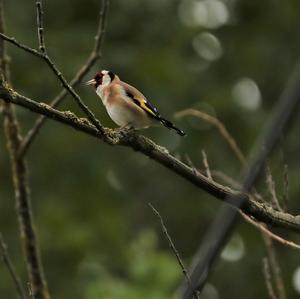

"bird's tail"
[160,117,186,136]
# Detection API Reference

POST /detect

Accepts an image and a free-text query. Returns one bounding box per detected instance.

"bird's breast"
[105,96,154,128]
[96,83,154,128]
[96,85,109,105]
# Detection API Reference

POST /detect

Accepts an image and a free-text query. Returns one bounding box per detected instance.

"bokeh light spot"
[293,267,300,293]
[178,0,229,28]
[193,32,223,61]
[201,284,219,299]
[221,234,245,262]
[232,78,262,111]
[106,169,123,191]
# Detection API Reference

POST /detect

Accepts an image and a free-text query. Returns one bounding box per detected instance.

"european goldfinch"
[86,70,185,136]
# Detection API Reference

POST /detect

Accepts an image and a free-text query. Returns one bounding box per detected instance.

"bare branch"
[184,154,195,169]
[27,283,35,299]
[0,32,42,58]
[0,29,106,139]
[0,4,50,299]
[93,0,109,54]
[176,108,266,201]
[19,0,110,156]
[175,109,246,165]
[201,149,212,180]
[180,105,290,296]
[266,165,283,211]
[41,53,105,134]
[181,107,291,296]
[282,164,289,210]
[262,258,278,299]
[2,101,50,299]
[32,0,106,135]
[1,85,300,233]
[210,169,300,249]
[0,234,28,299]
[210,170,241,190]
[148,204,200,299]
[36,1,45,53]
[262,235,287,299]
[182,58,300,298]
[240,212,300,249]
[180,107,290,296]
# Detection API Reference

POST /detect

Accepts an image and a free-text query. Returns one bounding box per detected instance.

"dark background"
[1,0,300,298]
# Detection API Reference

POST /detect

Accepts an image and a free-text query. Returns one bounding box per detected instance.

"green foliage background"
[1,0,300,298]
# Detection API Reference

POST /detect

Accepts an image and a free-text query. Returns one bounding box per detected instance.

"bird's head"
[86,70,116,89]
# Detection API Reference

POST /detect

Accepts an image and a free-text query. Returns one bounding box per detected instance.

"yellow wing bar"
[126,91,159,119]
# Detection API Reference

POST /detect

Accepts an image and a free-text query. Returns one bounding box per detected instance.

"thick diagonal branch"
[1,84,300,233]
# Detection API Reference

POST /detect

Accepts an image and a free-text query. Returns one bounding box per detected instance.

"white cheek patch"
[96,85,103,97]
[96,85,107,103]
[102,74,111,86]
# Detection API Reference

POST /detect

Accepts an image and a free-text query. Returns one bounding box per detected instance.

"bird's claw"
[117,124,136,135]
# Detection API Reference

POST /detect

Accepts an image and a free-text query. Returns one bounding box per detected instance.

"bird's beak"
[86,79,96,86]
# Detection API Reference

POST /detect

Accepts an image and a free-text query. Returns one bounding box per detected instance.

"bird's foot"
[117,124,136,135]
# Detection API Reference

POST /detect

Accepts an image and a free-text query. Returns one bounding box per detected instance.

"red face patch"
[94,72,104,87]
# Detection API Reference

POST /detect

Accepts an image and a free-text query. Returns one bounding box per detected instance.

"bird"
[86,70,185,136]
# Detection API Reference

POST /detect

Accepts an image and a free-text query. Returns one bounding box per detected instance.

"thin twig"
[240,212,300,250]
[182,56,300,297]
[42,53,105,133]
[2,90,50,299]
[262,258,278,299]
[199,155,280,255]
[262,234,287,299]
[0,33,42,58]
[175,109,246,166]
[266,165,283,211]
[211,170,299,249]
[0,27,106,139]
[201,149,212,180]
[93,0,109,54]
[282,164,289,210]
[19,0,110,156]
[36,1,45,53]
[177,108,289,297]
[176,108,264,200]
[27,283,35,299]
[34,0,105,135]
[212,169,298,269]
[210,170,241,190]
[210,169,300,250]
[0,234,28,299]
[184,154,196,169]
[0,3,50,299]
[148,203,200,299]
[184,154,198,176]
[212,169,300,249]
